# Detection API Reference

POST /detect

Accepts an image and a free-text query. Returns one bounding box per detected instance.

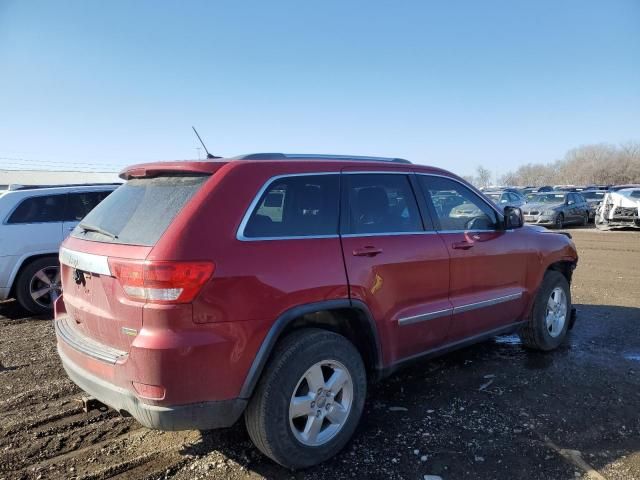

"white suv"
[0,183,117,314]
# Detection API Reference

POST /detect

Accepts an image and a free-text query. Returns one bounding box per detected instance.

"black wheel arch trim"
[238,298,382,399]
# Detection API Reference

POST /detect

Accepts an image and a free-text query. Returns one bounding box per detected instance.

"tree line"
[465,142,640,188]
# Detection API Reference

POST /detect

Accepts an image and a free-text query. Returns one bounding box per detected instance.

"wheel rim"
[555,216,563,228]
[545,287,567,338]
[289,360,353,447]
[29,266,61,309]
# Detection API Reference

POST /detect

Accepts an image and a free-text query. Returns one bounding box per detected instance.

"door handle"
[452,241,474,250]
[353,246,383,257]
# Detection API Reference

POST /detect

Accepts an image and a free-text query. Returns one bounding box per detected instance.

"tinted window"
[344,174,423,234]
[244,175,339,238]
[72,175,208,246]
[419,176,499,231]
[66,191,113,221]
[7,194,66,224]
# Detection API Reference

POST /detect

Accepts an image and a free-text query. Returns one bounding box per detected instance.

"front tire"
[519,270,571,351]
[14,257,61,315]
[554,213,564,229]
[245,328,367,469]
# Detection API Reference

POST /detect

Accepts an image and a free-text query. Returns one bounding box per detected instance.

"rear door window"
[65,191,113,221]
[71,175,208,246]
[7,194,66,224]
[342,173,424,235]
[242,174,340,238]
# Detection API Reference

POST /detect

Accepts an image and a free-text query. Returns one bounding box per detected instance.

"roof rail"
[232,153,412,164]
[6,183,121,191]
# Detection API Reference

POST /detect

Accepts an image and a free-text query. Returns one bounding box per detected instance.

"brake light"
[108,258,214,303]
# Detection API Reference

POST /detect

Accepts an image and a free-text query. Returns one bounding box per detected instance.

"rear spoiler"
[119,161,227,180]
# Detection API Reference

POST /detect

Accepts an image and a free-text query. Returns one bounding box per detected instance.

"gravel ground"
[0,228,639,480]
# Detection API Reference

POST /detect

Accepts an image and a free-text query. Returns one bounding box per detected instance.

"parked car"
[595,188,640,230]
[451,189,526,219]
[580,190,607,220]
[483,190,527,209]
[0,183,118,313]
[608,184,640,192]
[521,191,590,228]
[54,154,578,469]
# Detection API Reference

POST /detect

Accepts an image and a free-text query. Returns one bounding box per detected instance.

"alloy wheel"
[289,360,353,447]
[545,287,567,338]
[29,266,61,309]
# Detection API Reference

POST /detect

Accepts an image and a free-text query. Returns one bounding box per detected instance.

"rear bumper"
[58,346,246,430]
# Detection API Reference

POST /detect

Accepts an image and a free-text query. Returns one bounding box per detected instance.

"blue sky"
[1,1,639,177]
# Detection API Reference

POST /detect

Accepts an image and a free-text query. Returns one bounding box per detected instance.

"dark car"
[521,191,590,228]
[580,190,607,220]
[54,153,578,469]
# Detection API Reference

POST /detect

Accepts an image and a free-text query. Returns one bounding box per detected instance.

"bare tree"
[475,166,492,188]
[499,142,640,186]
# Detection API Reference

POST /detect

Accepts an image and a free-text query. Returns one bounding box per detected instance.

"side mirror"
[504,206,524,229]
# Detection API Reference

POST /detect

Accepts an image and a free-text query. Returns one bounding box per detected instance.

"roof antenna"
[192,126,221,159]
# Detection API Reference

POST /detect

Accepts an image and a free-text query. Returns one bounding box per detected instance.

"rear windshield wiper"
[78,222,118,240]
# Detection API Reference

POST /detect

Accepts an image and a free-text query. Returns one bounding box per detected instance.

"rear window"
[71,175,208,246]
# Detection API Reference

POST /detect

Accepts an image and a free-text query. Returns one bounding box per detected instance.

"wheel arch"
[546,259,576,285]
[8,251,60,298]
[239,299,382,399]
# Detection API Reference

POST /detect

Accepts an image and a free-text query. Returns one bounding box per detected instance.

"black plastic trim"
[238,299,382,399]
[381,321,526,377]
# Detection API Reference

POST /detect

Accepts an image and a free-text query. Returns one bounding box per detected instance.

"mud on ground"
[1,229,639,480]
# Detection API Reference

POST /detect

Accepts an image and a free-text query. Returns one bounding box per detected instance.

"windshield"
[530,193,566,203]
[581,191,605,200]
[71,174,209,246]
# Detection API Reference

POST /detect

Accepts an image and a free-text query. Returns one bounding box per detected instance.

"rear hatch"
[59,164,220,352]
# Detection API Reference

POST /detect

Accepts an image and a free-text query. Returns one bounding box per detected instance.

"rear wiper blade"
[78,222,118,239]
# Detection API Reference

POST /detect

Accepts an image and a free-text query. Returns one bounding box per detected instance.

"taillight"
[107,258,214,304]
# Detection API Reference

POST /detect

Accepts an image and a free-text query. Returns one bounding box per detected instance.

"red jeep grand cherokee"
[54,154,578,468]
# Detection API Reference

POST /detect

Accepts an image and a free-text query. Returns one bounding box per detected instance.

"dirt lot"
[1,229,639,480]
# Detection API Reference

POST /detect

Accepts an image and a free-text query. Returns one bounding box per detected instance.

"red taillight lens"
[108,258,214,304]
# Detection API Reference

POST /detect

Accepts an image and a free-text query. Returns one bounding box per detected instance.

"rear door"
[416,175,528,342]
[340,170,451,365]
[60,175,209,351]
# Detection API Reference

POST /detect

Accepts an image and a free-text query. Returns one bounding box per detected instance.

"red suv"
[54,154,578,468]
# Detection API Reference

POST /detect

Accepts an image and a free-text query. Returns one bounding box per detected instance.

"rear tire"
[245,328,367,469]
[519,270,571,351]
[582,212,589,226]
[15,257,61,315]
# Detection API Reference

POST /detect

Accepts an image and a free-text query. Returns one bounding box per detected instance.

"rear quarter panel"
[148,162,349,398]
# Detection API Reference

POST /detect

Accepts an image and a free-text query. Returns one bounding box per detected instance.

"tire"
[14,257,61,315]
[245,328,367,469]
[554,213,564,229]
[519,270,571,351]
[582,212,589,226]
